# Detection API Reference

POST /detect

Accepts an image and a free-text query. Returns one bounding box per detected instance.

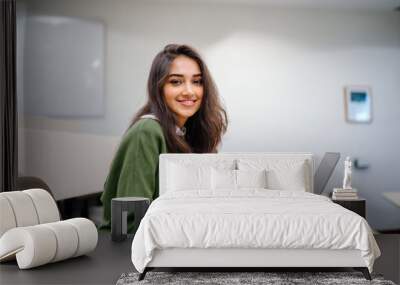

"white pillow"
[166,162,212,191]
[211,168,236,190]
[266,163,306,191]
[236,169,268,189]
[211,168,268,190]
[238,159,308,191]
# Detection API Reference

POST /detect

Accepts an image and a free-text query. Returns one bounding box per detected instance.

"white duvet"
[131,190,380,273]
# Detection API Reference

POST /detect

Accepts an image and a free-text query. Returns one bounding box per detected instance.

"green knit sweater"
[100,118,167,232]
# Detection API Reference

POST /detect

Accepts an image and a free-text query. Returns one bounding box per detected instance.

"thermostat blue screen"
[351,92,367,102]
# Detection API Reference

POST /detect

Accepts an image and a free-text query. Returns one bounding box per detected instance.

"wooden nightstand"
[332,198,366,218]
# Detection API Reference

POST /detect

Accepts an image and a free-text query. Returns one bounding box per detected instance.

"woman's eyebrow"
[168,74,183,78]
[167,73,202,78]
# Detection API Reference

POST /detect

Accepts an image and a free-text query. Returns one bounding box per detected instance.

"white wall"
[18,0,400,230]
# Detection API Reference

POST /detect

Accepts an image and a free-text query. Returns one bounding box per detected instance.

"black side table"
[111,197,150,242]
[332,198,366,218]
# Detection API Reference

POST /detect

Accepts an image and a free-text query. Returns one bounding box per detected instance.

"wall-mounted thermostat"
[344,86,372,124]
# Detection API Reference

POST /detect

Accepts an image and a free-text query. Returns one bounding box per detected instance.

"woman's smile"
[176,98,197,106]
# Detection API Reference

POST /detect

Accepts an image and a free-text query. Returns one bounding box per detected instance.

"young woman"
[100,44,228,231]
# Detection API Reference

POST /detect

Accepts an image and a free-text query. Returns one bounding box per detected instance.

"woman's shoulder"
[124,118,164,141]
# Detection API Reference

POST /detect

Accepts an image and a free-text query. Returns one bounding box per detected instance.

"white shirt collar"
[176,126,186,136]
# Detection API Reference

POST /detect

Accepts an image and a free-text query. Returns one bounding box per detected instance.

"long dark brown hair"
[129,44,228,153]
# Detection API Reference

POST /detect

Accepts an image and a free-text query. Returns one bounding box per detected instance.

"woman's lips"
[177,99,196,106]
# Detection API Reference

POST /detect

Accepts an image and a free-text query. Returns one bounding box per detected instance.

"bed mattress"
[131,190,380,273]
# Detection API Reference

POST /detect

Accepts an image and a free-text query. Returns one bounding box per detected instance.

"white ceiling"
[179,0,400,11]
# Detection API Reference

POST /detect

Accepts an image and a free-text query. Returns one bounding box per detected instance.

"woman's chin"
[172,113,194,126]
[176,109,199,119]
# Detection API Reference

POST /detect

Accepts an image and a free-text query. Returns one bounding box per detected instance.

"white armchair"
[0,189,98,269]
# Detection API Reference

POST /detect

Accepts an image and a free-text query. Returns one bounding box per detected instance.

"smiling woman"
[163,56,204,128]
[100,44,228,232]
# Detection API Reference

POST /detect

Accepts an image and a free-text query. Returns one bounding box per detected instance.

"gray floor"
[374,234,400,284]
[1,232,399,285]
[0,232,134,285]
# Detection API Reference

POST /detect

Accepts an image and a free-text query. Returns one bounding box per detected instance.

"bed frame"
[138,153,372,281]
[139,248,371,280]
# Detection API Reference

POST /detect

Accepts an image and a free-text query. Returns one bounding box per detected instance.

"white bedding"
[131,190,380,273]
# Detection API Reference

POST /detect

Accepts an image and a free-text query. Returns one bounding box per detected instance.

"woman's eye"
[193,79,203,85]
[170,80,182,85]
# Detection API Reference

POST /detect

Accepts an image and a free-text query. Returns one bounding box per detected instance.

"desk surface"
[383,192,400,208]
[0,231,133,285]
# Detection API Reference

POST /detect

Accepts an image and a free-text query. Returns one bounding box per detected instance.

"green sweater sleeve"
[100,119,167,231]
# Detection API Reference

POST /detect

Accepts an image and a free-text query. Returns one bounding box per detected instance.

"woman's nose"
[182,82,195,95]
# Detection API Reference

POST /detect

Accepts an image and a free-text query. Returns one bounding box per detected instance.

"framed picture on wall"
[344,86,372,123]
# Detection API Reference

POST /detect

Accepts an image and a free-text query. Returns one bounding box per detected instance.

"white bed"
[131,153,380,280]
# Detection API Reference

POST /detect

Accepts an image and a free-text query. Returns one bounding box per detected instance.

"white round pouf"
[23,189,60,224]
[65,218,98,257]
[0,191,39,227]
[42,221,79,262]
[0,195,17,237]
[0,226,57,269]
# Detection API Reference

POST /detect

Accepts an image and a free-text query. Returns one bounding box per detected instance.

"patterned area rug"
[116,271,395,285]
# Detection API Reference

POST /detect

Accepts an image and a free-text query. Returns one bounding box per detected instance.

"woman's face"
[163,55,204,128]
